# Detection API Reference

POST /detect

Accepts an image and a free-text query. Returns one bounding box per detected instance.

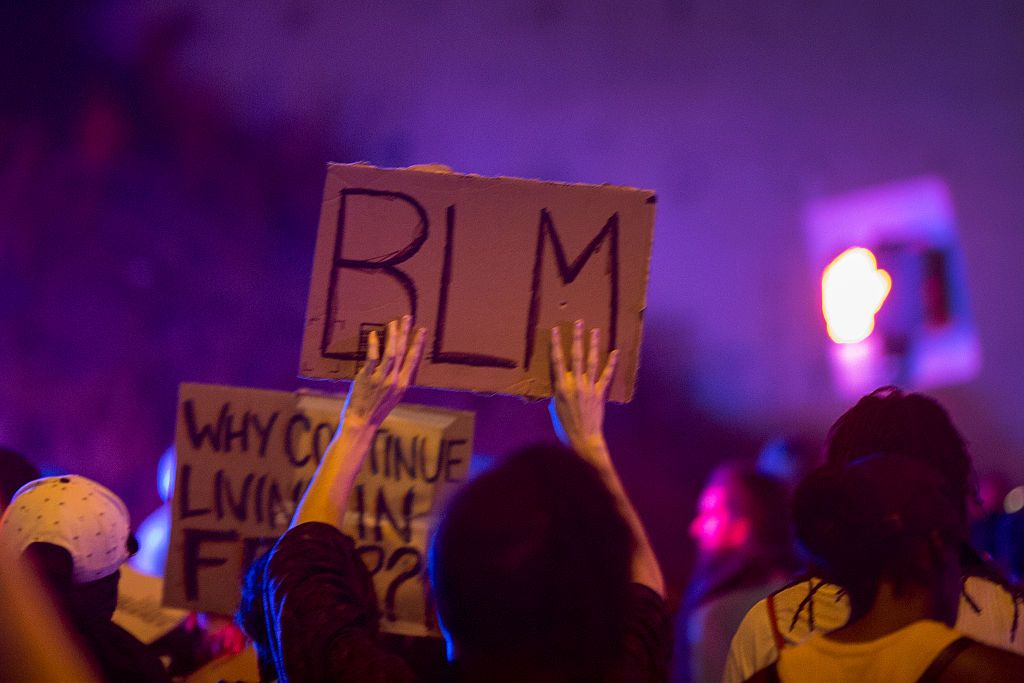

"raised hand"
[548,319,619,455]
[340,315,426,437]
[547,320,664,596]
[292,315,426,530]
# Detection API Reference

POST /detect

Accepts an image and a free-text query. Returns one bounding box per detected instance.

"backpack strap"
[916,636,974,683]
[744,662,781,683]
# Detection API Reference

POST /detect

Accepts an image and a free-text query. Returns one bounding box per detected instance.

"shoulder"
[957,575,1024,652]
[265,522,362,578]
[623,583,672,680]
[723,596,775,683]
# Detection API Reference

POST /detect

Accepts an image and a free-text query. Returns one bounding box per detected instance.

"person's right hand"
[340,315,426,439]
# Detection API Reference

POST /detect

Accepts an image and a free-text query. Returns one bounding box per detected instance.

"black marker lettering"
[178,465,211,520]
[254,474,267,524]
[251,412,278,457]
[182,529,238,601]
[391,433,416,482]
[215,470,253,522]
[321,189,427,359]
[443,439,467,483]
[284,414,311,467]
[183,400,228,451]
[420,436,443,484]
[432,205,517,367]
[374,486,413,543]
[524,210,620,368]
[223,411,248,453]
[383,547,422,622]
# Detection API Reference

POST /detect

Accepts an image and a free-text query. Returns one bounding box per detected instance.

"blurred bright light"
[822,247,892,344]
[1004,486,1024,514]
[157,445,176,503]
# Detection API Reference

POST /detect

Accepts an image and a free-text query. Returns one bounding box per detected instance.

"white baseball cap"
[0,475,133,583]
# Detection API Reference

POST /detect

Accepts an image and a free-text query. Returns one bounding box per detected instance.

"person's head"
[689,463,791,557]
[0,475,135,621]
[824,386,975,522]
[428,443,633,681]
[794,453,967,625]
[0,447,41,512]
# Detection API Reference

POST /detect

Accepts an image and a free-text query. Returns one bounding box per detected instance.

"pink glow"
[690,484,748,552]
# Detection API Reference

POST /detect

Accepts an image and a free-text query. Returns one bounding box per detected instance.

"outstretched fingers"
[572,319,584,380]
[587,327,600,382]
[376,319,398,380]
[551,325,567,387]
[362,330,381,378]
[388,315,412,383]
[399,327,427,390]
[596,349,620,398]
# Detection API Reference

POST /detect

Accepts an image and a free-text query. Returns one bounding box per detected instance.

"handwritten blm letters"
[300,163,656,402]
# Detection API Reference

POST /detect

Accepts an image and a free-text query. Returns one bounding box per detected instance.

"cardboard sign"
[804,177,980,396]
[300,163,656,402]
[113,565,189,644]
[164,382,474,638]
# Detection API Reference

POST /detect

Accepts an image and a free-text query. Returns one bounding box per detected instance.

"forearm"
[290,317,424,531]
[574,436,666,598]
[291,421,375,530]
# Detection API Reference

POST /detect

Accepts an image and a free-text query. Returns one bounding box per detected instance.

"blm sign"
[300,163,656,402]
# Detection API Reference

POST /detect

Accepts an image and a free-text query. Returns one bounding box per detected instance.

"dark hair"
[824,386,976,520]
[793,453,965,608]
[429,443,634,681]
[237,551,275,682]
[0,447,41,508]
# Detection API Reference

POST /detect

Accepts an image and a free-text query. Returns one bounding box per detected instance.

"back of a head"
[793,453,966,608]
[0,476,163,680]
[711,463,793,555]
[0,475,134,587]
[429,444,634,680]
[825,386,975,520]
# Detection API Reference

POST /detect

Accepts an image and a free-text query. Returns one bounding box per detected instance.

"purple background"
[3,0,1023,599]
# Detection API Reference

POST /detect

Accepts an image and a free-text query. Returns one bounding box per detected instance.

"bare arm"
[291,315,426,529]
[549,320,666,597]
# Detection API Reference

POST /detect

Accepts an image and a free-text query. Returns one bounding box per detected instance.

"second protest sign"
[164,382,474,637]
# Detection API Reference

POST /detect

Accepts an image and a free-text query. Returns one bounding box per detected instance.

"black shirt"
[263,522,671,682]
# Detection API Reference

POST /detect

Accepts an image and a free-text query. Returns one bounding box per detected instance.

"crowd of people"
[3,318,1024,682]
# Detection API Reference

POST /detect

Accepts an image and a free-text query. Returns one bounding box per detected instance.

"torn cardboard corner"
[113,565,188,644]
[164,382,474,638]
[300,163,656,402]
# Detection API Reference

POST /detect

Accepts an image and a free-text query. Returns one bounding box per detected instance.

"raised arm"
[291,315,426,529]
[549,320,665,597]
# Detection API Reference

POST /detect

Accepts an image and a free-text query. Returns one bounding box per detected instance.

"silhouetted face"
[689,482,750,554]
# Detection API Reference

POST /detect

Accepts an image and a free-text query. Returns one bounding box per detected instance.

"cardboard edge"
[326,161,658,197]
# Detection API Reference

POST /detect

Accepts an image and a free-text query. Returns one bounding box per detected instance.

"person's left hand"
[548,320,619,457]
